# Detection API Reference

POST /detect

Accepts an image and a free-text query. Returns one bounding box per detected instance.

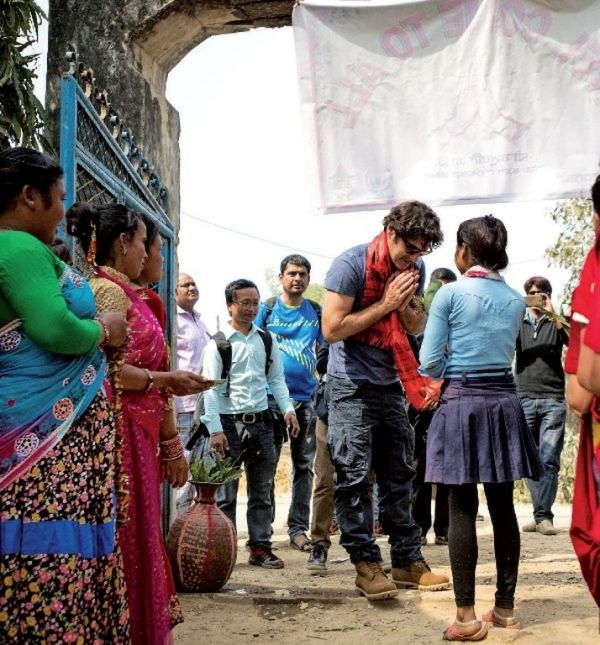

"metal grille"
[75,166,117,204]
[76,105,152,209]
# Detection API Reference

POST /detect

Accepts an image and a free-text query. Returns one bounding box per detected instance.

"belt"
[221,411,269,424]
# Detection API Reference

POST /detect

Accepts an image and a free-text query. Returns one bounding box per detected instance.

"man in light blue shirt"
[202,279,299,569]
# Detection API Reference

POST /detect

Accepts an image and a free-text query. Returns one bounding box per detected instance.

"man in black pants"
[410,267,456,546]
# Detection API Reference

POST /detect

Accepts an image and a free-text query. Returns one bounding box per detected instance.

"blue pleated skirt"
[425,375,543,485]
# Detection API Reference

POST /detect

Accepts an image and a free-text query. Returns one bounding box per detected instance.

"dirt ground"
[173,451,598,645]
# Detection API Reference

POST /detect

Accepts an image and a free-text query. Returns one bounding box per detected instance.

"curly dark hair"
[456,215,508,271]
[382,201,443,249]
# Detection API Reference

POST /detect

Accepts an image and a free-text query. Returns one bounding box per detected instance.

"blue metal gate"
[58,55,177,532]
[58,57,175,338]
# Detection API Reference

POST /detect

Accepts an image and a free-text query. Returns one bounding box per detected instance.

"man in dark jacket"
[516,276,568,536]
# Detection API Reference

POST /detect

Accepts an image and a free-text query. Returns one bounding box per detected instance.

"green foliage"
[189,453,242,485]
[0,0,50,150]
[546,198,594,304]
[305,282,325,304]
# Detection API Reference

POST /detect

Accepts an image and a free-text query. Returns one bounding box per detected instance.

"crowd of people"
[1,145,599,643]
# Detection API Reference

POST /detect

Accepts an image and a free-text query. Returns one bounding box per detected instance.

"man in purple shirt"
[175,272,211,515]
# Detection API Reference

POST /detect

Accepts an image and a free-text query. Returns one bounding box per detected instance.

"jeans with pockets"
[326,376,422,567]
[520,397,567,522]
[269,399,317,540]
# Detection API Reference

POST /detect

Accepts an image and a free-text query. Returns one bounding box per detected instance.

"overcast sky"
[33,7,568,330]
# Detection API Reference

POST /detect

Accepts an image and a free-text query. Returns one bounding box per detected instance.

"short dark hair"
[0,147,64,214]
[48,237,73,264]
[280,254,311,275]
[592,174,600,215]
[456,214,509,271]
[382,201,443,249]
[524,276,552,296]
[225,278,259,305]
[66,202,142,265]
[430,267,457,283]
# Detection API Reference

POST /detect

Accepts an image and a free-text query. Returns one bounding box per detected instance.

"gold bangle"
[142,368,154,392]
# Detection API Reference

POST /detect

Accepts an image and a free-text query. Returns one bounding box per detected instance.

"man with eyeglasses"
[175,272,211,515]
[322,201,449,600]
[516,276,568,536]
[201,279,300,569]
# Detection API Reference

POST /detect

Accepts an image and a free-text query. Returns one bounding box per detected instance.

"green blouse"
[0,230,101,354]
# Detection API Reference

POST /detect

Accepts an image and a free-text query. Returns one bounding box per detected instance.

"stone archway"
[46,0,293,222]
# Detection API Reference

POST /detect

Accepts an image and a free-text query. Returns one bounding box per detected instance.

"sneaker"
[434,534,448,546]
[306,543,328,573]
[392,560,450,591]
[522,520,537,533]
[248,547,285,569]
[420,535,428,546]
[355,561,399,600]
[536,519,557,536]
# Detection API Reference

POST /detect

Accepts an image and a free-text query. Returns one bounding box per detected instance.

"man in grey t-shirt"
[322,201,449,600]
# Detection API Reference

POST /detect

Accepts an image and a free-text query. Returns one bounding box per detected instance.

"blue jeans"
[327,376,422,567]
[520,397,567,522]
[270,398,317,540]
[217,415,277,549]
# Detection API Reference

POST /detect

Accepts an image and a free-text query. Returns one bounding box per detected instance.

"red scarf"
[352,230,441,410]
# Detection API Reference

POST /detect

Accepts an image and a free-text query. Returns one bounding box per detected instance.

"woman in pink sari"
[67,202,211,644]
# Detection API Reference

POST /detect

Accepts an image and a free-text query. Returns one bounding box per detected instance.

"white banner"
[293,0,600,212]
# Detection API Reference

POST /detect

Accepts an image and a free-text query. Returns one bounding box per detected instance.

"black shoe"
[434,534,448,546]
[248,547,285,569]
[306,543,328,572]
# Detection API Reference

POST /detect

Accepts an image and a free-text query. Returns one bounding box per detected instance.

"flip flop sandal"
[443,620,489,641]
[482,609,521,629]
[290,534,312,552]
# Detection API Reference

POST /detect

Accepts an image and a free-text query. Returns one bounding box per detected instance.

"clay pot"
[166,482,237,592]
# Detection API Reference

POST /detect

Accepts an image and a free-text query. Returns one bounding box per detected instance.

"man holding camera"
[516,276,569,536]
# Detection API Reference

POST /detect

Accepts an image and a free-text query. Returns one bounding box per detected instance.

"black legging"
[448,482,519,609]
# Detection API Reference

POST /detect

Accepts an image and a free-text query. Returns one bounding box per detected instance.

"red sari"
[565,240,600,607]
[98,268,183,644]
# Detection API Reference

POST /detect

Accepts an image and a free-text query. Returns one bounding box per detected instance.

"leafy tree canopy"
[0,0,49,150]
[545,198,595,304]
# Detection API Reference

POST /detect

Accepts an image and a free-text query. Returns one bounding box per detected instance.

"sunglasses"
[403,239,432,257]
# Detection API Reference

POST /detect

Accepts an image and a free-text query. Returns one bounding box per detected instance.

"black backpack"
[186,328,273,449]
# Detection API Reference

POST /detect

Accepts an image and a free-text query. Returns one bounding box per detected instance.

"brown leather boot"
[355,561,399,600]
[392,560,450,591]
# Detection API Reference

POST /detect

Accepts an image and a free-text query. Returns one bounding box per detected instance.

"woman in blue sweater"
[420,215,542,641]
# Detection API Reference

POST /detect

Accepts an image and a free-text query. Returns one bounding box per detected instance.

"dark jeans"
[520,397,567,522]
[217,415,277,549]
[326,376,422,567]
[269,398,317,540]
[448,482,519,609]
[410,407,449,538]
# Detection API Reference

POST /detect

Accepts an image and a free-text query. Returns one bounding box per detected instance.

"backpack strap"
[306,299,322,326]
[264,296,322,327]
[212,331,232,397]
[264,296,277,326]
[256,327,273,375]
